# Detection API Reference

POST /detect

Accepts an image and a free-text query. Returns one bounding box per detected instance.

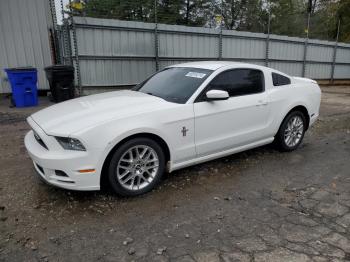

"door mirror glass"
[206,90,229,101]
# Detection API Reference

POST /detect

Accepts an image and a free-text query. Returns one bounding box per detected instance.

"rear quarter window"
[208,69,264,97]
[272,72,291,86]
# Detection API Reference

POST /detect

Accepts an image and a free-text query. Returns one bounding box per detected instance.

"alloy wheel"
[283,115,304,148]
[116,145,159,191]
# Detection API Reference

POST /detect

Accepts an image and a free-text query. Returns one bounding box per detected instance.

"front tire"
[275,111,306,152]
[108,137,165,196]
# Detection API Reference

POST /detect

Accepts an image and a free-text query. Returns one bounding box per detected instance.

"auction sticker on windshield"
[185,72,207,78]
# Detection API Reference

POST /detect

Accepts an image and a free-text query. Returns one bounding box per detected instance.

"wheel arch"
[100,132,171,189]
[280,105,310,132]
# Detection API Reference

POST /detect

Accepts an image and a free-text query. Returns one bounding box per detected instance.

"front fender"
[82,120,173,176]
[101,126,172,163]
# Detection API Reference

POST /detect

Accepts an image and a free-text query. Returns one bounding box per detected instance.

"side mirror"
[206,90,229,101]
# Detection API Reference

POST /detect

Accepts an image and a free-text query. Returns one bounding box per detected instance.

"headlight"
[55,137,86,151]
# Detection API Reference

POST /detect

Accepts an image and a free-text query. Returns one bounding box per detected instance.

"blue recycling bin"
[5,67,38,107]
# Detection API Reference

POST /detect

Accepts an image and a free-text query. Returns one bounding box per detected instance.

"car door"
[193,68,271,157]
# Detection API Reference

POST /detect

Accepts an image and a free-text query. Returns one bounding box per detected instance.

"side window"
[272,72,291,86]
[208,69,264,97]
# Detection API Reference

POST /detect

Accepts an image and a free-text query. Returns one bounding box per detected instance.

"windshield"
[135,67,213,103]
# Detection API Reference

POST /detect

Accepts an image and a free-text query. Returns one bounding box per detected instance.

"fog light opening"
[55,170,69,177]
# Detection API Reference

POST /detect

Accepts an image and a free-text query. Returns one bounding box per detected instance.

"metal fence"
[60,16,350,93]
[0,0,54,93]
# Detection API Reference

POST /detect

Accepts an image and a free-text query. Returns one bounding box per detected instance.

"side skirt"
[168,137,274,172]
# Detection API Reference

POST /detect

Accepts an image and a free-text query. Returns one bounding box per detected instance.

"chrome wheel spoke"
[146,158,158,163]
[291,136,296,146]
[123,174,134,184]
[293,135,298,145]
[118,169,130,179]
[136,176,141,189]
[130,176,136,188]
[145,164,159,170]
[128,150,134,162]
[144,169,155,179]
[297,125,303,133]
[140,173,150,182]
[135,147,142,159]
[143,150,152,161]
[118,163,130,170]
[140,147,148,159]
[121,158,133,163]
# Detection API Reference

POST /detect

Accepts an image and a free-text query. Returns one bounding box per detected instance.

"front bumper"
[24,120,102,191]
[309,113,319,127]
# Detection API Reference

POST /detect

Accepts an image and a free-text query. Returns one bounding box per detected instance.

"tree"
[209,0,267,32]
[267,0,306,37]
[80,0,349,42]
[337,0,350,42]
[83,0,154,21]
[156,0,212,26]
[305,0,350,41]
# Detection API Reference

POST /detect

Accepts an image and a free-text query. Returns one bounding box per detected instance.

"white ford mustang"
[25,61,321,196]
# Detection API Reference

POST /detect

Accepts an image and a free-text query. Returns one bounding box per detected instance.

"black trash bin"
[44,65,75,102]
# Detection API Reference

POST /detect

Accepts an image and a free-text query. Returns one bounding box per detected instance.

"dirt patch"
[1,86,350,261]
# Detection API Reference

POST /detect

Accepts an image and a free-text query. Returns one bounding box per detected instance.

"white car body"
[24,61,321,191]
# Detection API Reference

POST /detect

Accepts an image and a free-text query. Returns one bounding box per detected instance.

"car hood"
[30,90,172,136]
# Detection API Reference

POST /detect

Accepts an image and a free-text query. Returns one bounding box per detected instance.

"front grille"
[33,131,48,150]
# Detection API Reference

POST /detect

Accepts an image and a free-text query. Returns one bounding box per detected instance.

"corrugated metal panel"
[269,62,303,76]
[307,45,333,62]
[250,61,266,66]
[72,16,350,88]
[159,59,201,70]
[222,38,266,59]
[336,48,350,64]
[269,41,304,60]
[334,65,350,79]
[79,60,155,86]
[306,64,332,79]
[159,33,218,58]
[76,27,155,57]
[0,0,53,93]
[158,24,219,58]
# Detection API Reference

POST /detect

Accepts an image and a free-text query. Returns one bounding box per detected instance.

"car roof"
[168,61,269,71]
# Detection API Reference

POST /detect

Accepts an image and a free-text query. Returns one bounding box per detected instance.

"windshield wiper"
[145,92,165,100]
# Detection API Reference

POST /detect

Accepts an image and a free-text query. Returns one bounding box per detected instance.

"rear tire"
[275,111,306,152]
[108,137,165,196]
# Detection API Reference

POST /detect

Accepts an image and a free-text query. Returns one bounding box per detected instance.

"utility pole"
[218,0,223,60]
[154,0,159,71]
[265,10,271,67]
[302,1,312,77]
[331,19,341,84]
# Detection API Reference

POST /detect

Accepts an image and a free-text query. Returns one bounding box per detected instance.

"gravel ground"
[0,86,350,262]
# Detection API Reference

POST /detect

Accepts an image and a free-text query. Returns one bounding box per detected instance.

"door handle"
[256,100,268,106]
